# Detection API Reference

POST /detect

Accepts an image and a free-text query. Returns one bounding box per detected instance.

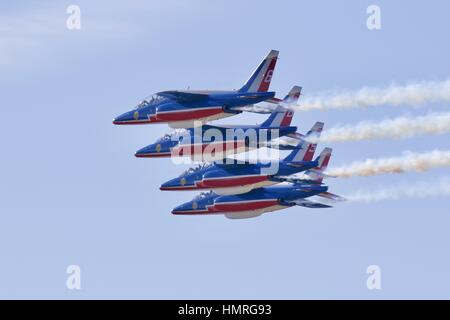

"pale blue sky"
[1,0,450,299]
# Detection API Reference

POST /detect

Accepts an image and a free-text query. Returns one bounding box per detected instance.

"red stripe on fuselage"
[213,199,279,212]
[135,152,172,158]
[198,175,268,188]
[113,119,153,125]
[156,107,224,122]
[172,209,210,215]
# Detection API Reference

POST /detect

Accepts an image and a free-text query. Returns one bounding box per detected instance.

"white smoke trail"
[233,101,290,114]
[306,112,450,143]
[296,79,450,111]
[328,150,450,178]
[346,177,450,203]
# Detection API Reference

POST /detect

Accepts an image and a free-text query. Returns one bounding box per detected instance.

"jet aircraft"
[160,122,324,195]
[134,86,302,160]
[113,50,279,128]
[170,148,344,219]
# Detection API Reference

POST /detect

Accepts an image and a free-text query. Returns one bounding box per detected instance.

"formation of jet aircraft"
[134,86,301,160]
[159,122,324,195]
[113,50,344,219]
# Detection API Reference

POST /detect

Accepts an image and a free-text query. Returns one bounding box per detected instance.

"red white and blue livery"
[171,148,344,219]
[134,86,301,160]
[171,149,344,219]
[113,50,279,128]
[160,122,325,195]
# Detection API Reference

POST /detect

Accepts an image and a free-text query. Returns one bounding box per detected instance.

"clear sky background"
[1,0,450,299]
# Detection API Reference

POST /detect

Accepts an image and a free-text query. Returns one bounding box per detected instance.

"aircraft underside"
[166,109,236,128]
[223,204,288,219]
[211,180,277,195]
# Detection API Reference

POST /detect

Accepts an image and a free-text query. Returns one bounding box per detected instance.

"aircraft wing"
[317,192,346,202]
[158,91,209,102]
[266,132,303,150]
[290,198,332,208]
[271,174,323,185]
[303,168,337,179]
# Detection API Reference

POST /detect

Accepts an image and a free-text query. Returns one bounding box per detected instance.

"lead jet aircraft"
[134,86,302,160]
[113,50,279,128]
[159,122,324,195]
[170,148,344,219]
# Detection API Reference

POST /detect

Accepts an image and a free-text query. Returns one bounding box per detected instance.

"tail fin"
[260,86,301,127]
[238,50,279,93]
[305,121,324,137]
[283,122,324,162]
[282,85,302,104]
[315,148,332,170]
[260,110,294,128]
[308,147,332,182]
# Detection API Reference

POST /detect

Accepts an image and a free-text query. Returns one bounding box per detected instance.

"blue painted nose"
[113,109,150,125]
[113,110,137,125]
[160,177,182,190]
[135,143,172,158]
[171,202,193,214]
[135,145,151,157]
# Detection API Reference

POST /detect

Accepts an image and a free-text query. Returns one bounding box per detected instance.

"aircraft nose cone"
[160,175,191,190]
[160,181,171,190]
[160,178,178,190]
[171,202,192,214]
[171,205,183,214]
[113,113,128,125]
[113,110,139,125]
[135,145,152,158]
[135,143,169,158]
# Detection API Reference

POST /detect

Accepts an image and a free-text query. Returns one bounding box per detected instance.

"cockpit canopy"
[135,94,166,109]
[156,129,189,143]
[193,190,216,201]
[182,162,213,176]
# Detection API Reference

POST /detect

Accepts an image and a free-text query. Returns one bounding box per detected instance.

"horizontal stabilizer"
[317,192,346,202]
[291,198,332,208]
[305,169,337,179]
